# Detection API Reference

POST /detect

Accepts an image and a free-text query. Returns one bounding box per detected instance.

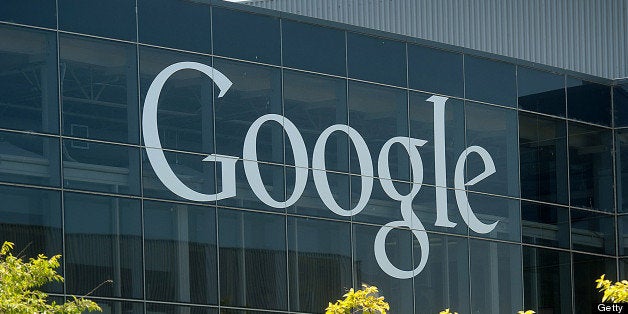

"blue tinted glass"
[519,113,568,204]
[139,47,215,154]
[63,139,141,195]
[144,201,217,304]
[466,192,520,242]
[411,185,468,235]
[286,166,350,220]
[213,58,283,164]
[521,201,570,249]
[282,20,345,76]
[0,131,60,187]
[619,215,628,256]
[616,129,628,213]
[347,33,406,87]
[0,0,56,28]
[408,45,463,97]
[469,239,523,313]
[351,175,409,225]
[64,192,143,298]
[288,217,352,313]
[523,247,572,314]
[465,56,516,107]
[517,67,566,117]
[568,122,614,212]
[614,84,628,127]
[59,0,136,41]
[138,0,211,53]
[573,253,617,311]
[218,209,287,310]
[567,77,612,126]
[217,161,284,214]
[146,303,217,314]
[89,300,144,313]
[61,35,139,144]
[571,209,615,255]
[212,8,280,65]
[465,102,520,197]
[0,25,58,134]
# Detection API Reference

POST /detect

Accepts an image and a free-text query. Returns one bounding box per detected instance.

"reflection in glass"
[58,0,136,41]
[469,239,522,313]
[616,129,628,213]
[411,185,468,235]
[517,67,566,117]
[573,253,617,312]
[614,83,628,127]
[0,25,58,133]
[63,139,140,195]
[0,0,56,28]
[521,201,570,249]
[144,201,217,304]
[464,56,516,108]
[89,299,144,314]
[523,247,572,314]
[519,113,568,204]
[466,192,520,242]
[61,35,139,144]
[568,122,614,212]
[465,102,520,197]
[347,33,406,87]
[286,166,350,220]
[567,77,612,126]
[146,303,217,314]
[408,45,463,97]
[288,217,352,313]
[619,215,628,256]
[64,192,143,299]
[218,209,287,310]
[282,20,346,76]
[351,175,409,225]
[0,131,60,187]
[217,161,284,214]
[571,209,615,255]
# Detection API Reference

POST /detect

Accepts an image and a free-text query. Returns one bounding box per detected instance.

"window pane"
[464,56,516,108]
[146,303,217,314]
[573,253,616,312]
[283,70,348,172]
[351,175,409,225]
[469,239,523,313]
[567,77,612,126]
[282,20,345,76]
[139,47,215,154]
[619,214,628,256]
[144,201,217,304]
[288,217,352,313]
[523,247,572,314]
[90,300,144,314]
[466,192,520,242]
[59,0,136,41]
[60,35,139,144]
[218,209,287,311]
[517,67,566,117]
[0,0,56,28]
[521,200,570,249]
[213,58,283,164]
[568,122,614,212]
[63,139,141,195]
[519,113,568,204]
[286,166,350,220]
[571,209,616,255]
[0,25,58,134]
[465,102,519,197]
[217,161,284,214]
[616,129,628,213]
[347,33,406,87]
[353,223,414,313]
[64,192,143,299]
[614,83,628,127]
[0,131,60,187]
[411,185,468,236]
[138,0,211,53]
[408,45,463,97]
[212,8,280,65]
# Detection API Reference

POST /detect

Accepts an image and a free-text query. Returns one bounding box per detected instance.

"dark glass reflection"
[521,201,570,249]
[411,185,468,236]
[568,122,614,212]
[138,0,211,53]
[286,166,350,220]
[89,299,144,314]
[465,102,520,197]
[464,56,516,108]
[519,113,568,204]
[63,139,141,195]
[218,209,287,310]
[212,8,280,65]
[282,20,346,76]
[573,253,617,312]
[616,129,628,213]
[347,33,406,87]
[61,35,139,144]
[146,303,217,314]
[469,239,523,313]
[567,77,612,126]
[351,175,410,225]
[619,215,628,256]
[466,192,520,242]
[288,217,352,313]
[64,192,143,299]
[0,0,56,28]
[58,0,136,41]
[517,67,566,117]
[523,247,572,314]
[614,83,628,127]
[217,161,284,214]
[0,131,60,187]
[144,201,217,304]
[571,209,615,255]
[408,45,463,97]
[0,25,58,134]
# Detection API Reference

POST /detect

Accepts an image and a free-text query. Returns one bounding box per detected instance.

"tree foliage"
[325,284,390,314]
[0,241,102,313]
[596,274,628,303]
